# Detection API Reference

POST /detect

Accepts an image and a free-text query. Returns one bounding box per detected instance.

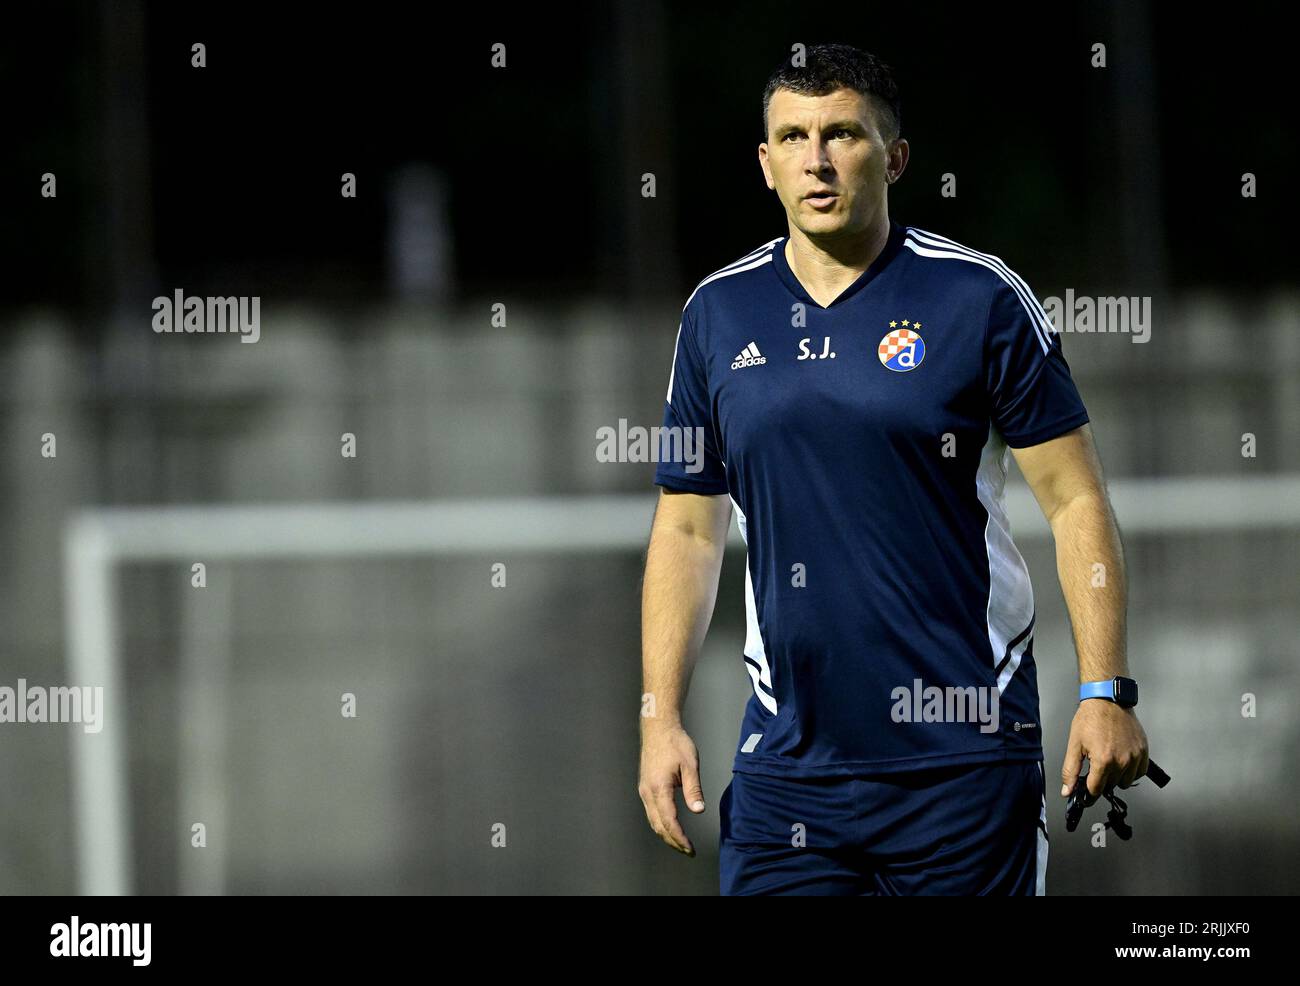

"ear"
[757,143,775,190]
[886,138,910,184]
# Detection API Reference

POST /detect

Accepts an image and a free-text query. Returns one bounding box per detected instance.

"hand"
[638,721,706,856]
[1060,700,1149,799]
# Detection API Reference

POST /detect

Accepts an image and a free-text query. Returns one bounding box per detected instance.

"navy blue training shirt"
[653,221,1090,779]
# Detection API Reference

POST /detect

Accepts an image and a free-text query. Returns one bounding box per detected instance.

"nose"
[803,135,833,174]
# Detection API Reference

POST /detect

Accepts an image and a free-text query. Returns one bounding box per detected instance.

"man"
[637,43,1151,895]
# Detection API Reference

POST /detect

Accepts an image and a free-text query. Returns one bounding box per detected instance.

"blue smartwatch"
[1079,676,1139,708]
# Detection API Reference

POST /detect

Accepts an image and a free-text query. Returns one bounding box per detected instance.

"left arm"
[1010,423,1149,799]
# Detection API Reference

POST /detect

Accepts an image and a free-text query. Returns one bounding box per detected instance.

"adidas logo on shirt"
[731,342,767,370]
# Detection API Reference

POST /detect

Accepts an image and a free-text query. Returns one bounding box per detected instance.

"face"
[758,86,907,239]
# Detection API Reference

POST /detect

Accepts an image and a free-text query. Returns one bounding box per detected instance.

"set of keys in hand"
[1065,759,1171,839]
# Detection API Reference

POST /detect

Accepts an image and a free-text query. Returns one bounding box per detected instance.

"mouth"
[803,191,839,209]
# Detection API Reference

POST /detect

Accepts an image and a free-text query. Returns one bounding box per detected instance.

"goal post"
[62,477,1300,894]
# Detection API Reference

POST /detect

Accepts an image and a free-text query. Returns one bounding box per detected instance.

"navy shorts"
[719,760,1048,895]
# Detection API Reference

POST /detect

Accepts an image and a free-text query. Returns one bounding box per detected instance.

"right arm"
[637,488,732,856]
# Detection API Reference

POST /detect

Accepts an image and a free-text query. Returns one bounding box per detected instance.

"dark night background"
[1,1,1297,898]
[7,2,1295,316]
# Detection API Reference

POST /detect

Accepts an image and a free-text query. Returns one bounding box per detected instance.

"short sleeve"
[653,306,729,494]
[985,279,1090,447]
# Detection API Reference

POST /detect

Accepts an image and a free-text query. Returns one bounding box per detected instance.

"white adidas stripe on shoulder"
[682,236,782,310]
[666,320,683,402]
[903,227,1053,354]
[669,237,781,402]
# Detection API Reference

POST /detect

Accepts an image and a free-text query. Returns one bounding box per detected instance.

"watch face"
[1114,677,1139,707]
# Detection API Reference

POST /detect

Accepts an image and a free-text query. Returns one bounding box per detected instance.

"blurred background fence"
[2,1,1298,894]
[3,298,1298,894]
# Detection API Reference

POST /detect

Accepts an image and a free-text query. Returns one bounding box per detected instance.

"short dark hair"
[761,43,902,142]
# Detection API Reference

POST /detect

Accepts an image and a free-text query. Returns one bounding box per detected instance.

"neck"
[787,212,891,275]
[784,213,892,305]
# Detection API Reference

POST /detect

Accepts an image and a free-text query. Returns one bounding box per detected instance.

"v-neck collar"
[773,220,906,310]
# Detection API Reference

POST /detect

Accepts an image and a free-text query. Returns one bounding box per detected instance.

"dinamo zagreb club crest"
[878,325,925,372]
